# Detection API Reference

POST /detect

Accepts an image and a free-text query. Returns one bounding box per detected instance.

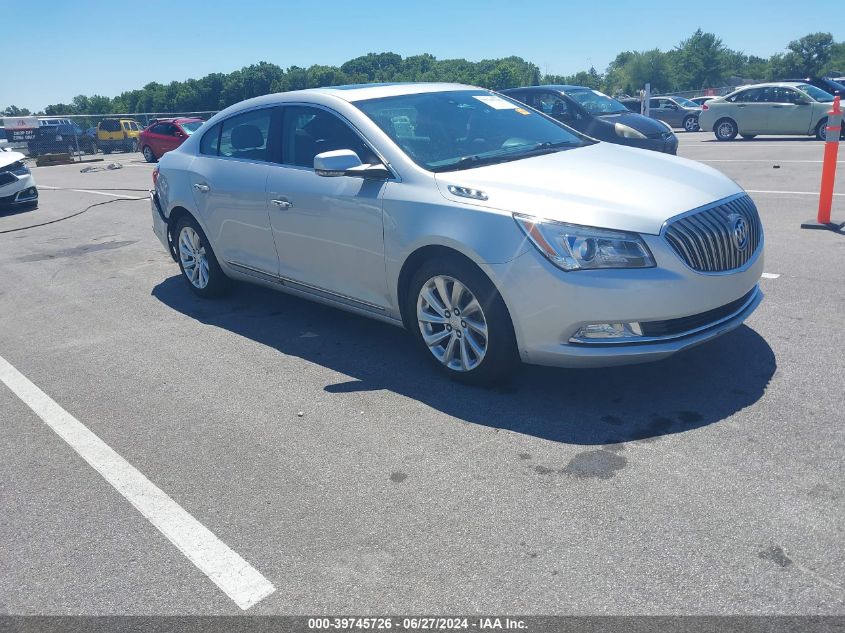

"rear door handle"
[772,105,784,108]
[271,198,293,209]
[736,104,746,108]
[193,183,210,193]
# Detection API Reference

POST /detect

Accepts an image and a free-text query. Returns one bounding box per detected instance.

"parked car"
[699,82,840,141]
[151,83,764,383]
[28,119,97,155]
[690,96,716,106]
[0,150,38,210]
[781,77,844,96]
[97,118,141,154]
[501,85,677,154]
[647,96,702,131]
[139,117,204,163]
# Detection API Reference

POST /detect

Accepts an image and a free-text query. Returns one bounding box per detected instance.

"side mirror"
[314,149,390,179]
[314,149,363,176]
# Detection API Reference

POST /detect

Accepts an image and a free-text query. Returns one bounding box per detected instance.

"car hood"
[594,111,669,135]
[0,150,26,167]
[434,142,742,235]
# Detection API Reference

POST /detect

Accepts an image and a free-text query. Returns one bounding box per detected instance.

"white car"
[151,83,763,383]
[699,82,837,141]
[0,149,37,210]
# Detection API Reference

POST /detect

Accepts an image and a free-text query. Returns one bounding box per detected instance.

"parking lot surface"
[1,136,843,615]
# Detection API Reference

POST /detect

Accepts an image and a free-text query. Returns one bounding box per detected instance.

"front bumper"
[0,173,38,208]
[488,233,764,368]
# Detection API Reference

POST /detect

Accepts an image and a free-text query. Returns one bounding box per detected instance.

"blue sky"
[5,0,842,110]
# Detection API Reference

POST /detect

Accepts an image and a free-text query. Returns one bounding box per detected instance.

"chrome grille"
[663,194,762,273]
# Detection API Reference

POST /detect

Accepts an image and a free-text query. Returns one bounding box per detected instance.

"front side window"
[672,96,698,108]
[768,87,802,104]
[356,89,589,172]
[280,106,378,168]
[122,121,131,130]
[219,108,272,161]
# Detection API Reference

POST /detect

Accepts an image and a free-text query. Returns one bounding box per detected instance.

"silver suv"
[151,83,763,383]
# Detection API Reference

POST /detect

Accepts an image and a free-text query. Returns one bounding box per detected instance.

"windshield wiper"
[436,141,578,172]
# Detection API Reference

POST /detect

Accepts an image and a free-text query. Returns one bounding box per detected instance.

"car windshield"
[180,120,203,135]
[355,89,591,172]
[797,84,834,102]
[566,89,629,115]
[672,96,698,107]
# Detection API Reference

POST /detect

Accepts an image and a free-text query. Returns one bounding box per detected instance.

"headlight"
[513,214,655,271]
[614,123,647,139]
[9,160,29,175]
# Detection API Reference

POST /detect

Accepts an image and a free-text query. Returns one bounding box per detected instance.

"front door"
[765,87,814,134]
[266,105,389,310]
[188,107,280,277]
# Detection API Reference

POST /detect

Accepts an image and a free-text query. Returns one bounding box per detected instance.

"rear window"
[100,120,121,132]
[180,120,203,135]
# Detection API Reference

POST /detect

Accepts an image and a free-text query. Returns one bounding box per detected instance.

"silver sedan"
[151,83,764,383]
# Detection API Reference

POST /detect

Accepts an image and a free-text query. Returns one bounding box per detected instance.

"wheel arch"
[165,205,196,261]
[396,243,517,335]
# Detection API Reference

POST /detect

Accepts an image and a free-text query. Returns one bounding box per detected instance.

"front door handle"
[193,183,210,193]
[271,198,293,209]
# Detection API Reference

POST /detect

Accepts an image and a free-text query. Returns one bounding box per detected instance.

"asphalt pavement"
[0,137,843,616]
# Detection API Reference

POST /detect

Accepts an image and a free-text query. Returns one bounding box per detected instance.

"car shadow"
[152,276,776,446]
[0,203,38,218]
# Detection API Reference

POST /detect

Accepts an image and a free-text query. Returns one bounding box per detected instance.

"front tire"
[683,115,699,132]
[174,216,230,298]
[406,256,518,384]
[714,118,738,141]
[142,145,157,163]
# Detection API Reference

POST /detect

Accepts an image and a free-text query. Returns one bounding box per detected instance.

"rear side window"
[100,119,121,132]
[732,89,766,103]
[219,109,272,161]
[200,122,221,155]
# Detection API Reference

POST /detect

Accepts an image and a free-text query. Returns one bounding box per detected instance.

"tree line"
[4,30,844,118]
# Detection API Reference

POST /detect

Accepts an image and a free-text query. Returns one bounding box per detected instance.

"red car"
[139,118,204,162]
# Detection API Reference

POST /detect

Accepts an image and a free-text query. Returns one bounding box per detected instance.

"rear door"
[727,88,770,133]
[766,87,814,134]
[188,107,280,277]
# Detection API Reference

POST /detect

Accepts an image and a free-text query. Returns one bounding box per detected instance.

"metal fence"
[1,111,218,160]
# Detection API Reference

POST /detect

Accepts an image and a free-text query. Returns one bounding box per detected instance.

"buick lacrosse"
[151,83,763,383]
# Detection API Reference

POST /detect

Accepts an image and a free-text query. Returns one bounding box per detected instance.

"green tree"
[3,105,32,116]
[787,32,834,76]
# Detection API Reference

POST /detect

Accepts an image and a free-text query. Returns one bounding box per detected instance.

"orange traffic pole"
[802,95,844,232]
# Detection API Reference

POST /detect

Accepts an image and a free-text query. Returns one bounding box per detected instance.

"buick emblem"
[730,215,750,251]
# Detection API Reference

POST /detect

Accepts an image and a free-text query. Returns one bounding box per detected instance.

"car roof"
[502,84,596,93]
[732,82,815,89]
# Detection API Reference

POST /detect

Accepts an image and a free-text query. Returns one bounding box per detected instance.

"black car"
[782,77,844,96]
[501,85,678,154]
[27,122,96,156]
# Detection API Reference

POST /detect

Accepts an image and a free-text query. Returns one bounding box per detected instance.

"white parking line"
[745,189,845,197]
[37,186,144,200]
[0,354,276,610]
[697,159,836,163]
[761,273,781,279]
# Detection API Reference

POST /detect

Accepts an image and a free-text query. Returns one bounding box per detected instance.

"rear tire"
[714,118,738,141]
[406,255,518,385]
[174,216,230,298]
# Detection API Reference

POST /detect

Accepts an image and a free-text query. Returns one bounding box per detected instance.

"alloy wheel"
[178,226,210,289]
[417,275,488,372]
